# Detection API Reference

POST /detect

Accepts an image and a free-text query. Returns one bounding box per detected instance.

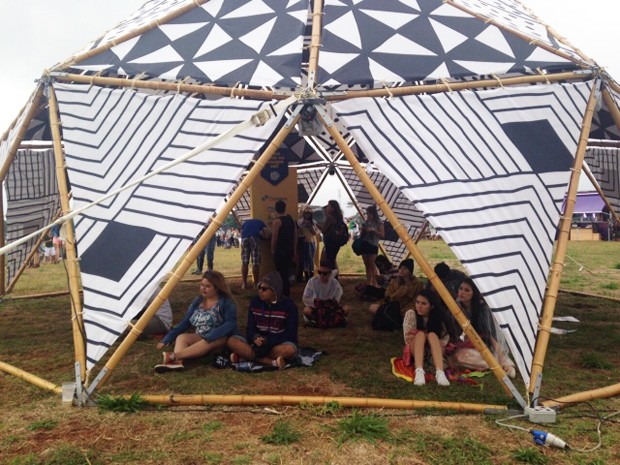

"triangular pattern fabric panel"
[75,0,195,59]
[340,165,425,264]
[451,0,583,63]
[585,146,620,216]
[332,80,594,384]
[4,149,60,285]
[318,0,578,86]
[54,83,284,368]
[590,86,620,140]
[73,0,310,88]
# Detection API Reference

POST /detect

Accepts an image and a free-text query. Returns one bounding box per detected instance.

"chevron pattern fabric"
[585,146,620,215]
[54,83,284,368]
[340,166,425,264]
[74,0,309,88]
[332,81,594,383]
[4,149,60,284]
[318,0,579,86]
[590,87,620,141]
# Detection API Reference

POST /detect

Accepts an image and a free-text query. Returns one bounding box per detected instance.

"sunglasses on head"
[257,285,271,292]
[317,270,330,276]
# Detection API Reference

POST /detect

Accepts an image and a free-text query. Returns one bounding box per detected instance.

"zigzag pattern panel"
[332,81,593,384]
[591,87,620,140]
[54,83,284,368]
[4,149,60,284]
[585,146,620,215]
[340,166,425,264]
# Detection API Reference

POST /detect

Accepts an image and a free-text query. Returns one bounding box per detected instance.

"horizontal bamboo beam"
[133,394,507,413]
[52,72,284,101]
[542,383,620,409]
[0,361,62,395]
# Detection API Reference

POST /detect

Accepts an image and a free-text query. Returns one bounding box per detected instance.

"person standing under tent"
[42,231,55,264]
[302,260,350,328]
[154,271,237,372]
[240,218,270,289]
[51,224,62,264]
[444,277,516,378]
[359,205,384,288]
[318,200,345,275]
[228,271,298,369]
[297,206,319,282]
[402,289,450,386]
[271,200,297,297]
[192,225,218,275]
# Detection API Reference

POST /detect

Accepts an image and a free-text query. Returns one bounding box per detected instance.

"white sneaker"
[436,369,450,386]
[413,368,426,385]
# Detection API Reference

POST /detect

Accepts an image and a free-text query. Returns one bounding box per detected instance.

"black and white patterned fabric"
[590,86,620,141]
[318,0,580,86]
[53,83,285,368]
[340,165,425,263]
[73,0,310,88]
[4,149,60,284]
[332,80,595,384]
[585,146,620,215]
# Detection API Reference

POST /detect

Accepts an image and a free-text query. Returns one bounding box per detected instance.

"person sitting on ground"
[302,261,350,328]
[154,271,237,373]
[445,277,516,378]
[130,288,173,339]
[425,261,468,340]
[402,290,450,386]
[228,271,298,369]
[369,258,424,331]
[240,218,270,289]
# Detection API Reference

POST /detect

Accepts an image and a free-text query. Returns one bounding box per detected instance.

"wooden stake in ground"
[529,80,600,396]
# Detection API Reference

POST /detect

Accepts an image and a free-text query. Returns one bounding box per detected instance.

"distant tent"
[1,0,619,407]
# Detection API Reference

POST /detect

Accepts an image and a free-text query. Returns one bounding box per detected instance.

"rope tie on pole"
[538,323,552,334]
[536,68,550,85]
[491,73,504,88]
[381,81,394,99]
[440,77,453,93]
[230,82,241,98]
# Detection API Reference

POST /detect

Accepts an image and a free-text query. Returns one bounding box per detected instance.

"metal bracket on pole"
[531,372,543,407]
[503,377,526,409]
[284,103,304,128]
[85,367,108,400]
[74,362,84,406]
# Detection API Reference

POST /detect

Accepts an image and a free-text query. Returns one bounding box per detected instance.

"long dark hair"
[202,270,233,301]
[459,277,495,346]
[414,289,445,337]
[327,200,343,221]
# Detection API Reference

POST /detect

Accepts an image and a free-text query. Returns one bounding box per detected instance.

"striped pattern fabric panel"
[0,94,37,171]
[318,0,578,87]
[585,147,620,215]
[4,149,60,284]
[54,83,283,368]
[73,0,309,88]
[332,81,593,383]
[340,166,425,263]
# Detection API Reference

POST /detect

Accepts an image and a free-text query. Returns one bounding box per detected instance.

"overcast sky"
[0,1,617,198]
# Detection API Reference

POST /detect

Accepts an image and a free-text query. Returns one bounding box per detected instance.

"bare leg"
[413,331,427,369]
[241,263,249,288]
[256,343,297,367]
[368,303,380,314]
[251,264,260,288]
[362,253,378,287]
[173,333,226,361]
[227,337,254,360]
[427,332,445,371]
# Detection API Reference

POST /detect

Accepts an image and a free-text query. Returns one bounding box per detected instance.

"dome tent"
[0,0,619,408]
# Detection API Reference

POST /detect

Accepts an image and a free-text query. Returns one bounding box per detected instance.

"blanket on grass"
[215,347,323,372]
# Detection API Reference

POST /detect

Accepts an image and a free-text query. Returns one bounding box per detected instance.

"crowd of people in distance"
[146,199,516,386]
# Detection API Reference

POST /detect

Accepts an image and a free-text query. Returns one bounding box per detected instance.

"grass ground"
[1,240,619,464]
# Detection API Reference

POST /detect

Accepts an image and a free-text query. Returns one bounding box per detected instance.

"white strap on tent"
[0,94,297,258]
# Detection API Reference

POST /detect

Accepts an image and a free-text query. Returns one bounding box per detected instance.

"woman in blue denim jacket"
[154,270,237,372]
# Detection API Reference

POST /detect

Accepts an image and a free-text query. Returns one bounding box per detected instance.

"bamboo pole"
[581,161,620,224]
[52,72,283,101]
[47,85,88,381]
[53,0,211,71]
[5,225,52,295]
[131,394,507,413]
[307,0,324,87]
[0,360,62,395]
[447,0,591,67]
[415,221,429,244]
[87,110,301,394]
[0,85,45,182]
[528,81,600,396]
[607,79,620,96]
[316,108,513,397]
[542,383,620,409]
[602,88,620,139]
